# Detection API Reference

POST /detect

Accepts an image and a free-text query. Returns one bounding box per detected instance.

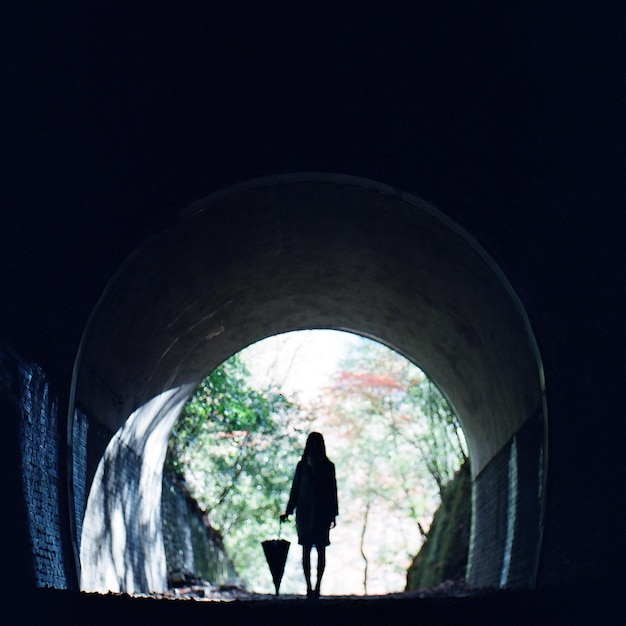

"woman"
[280,432,338,599]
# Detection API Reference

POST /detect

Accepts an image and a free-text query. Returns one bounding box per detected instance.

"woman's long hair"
[303,432,329,473]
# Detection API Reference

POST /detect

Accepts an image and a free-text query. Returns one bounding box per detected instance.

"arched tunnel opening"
[69,173,547,597]
[165,329,470,597]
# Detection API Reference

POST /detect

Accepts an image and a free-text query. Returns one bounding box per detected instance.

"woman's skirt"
[297,519,330,547]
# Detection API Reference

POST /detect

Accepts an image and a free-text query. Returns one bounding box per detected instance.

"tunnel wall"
[69,407,112,567]
[79,385,194,593]
[468,411,544,588]
[536,391,624,589]
[161,470,237,586]
[70,175,546,593]
[0,345,75,591]
[0,337,544,594]
[78,415,164,593]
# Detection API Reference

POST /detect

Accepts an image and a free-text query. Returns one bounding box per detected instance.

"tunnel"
[70,173,546,594]
[3,2,624,623]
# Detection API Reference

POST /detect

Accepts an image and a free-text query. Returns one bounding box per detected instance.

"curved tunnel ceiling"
[74,173,544,476]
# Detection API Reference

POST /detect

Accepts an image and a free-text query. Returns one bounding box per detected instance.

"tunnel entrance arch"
[69,173,547,594]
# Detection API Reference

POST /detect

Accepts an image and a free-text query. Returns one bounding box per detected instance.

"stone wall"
[161,471,237,585]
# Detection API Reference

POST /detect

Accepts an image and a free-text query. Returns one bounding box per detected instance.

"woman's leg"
[314,545,326,596]
[302,544,313,595]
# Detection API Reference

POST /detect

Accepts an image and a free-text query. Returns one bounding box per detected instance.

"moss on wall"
[406,459,471,590]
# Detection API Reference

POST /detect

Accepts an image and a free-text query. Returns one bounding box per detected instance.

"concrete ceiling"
[74,173,545,476]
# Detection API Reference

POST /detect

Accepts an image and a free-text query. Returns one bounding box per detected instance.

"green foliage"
[324,338,467,496]
[317,337,468,591]
[406,379,468,493]
[406,459,472,590]
[165,354,310,590]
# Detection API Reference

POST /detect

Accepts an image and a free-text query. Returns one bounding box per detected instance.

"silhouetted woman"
[280,432,338,599]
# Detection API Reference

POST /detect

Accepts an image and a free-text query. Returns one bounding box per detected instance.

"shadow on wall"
[79,385,193,593]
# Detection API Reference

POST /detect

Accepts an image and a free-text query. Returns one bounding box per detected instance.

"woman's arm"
[331,463,338,518]
[282,462,301,518]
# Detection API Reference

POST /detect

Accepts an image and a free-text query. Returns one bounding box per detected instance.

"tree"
[406,378,468,494]
[165,354,311,590]
[313,337,467,592]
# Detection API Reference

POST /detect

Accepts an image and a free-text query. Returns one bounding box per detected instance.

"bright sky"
[239,329,362,402]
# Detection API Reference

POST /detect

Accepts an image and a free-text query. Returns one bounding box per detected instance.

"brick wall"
[0,345,74,590]
[467,440,509,587]
[467,413,545,588]
[70,408,114,557]
[507,412,544,587]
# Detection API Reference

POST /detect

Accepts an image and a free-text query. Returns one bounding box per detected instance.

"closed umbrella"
[262,519,290,595]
